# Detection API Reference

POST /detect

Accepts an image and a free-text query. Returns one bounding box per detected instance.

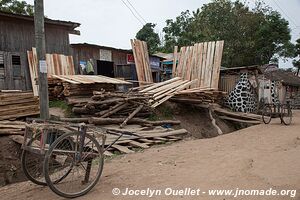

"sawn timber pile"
[0,91,39,120]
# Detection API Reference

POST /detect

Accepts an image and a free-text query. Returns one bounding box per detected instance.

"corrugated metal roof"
[51,75,132,85]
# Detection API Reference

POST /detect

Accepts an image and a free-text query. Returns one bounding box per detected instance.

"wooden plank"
[219,115,261,124]
[172,46,178,77]
[140,77,181,93]
[177,47,186,78]
[27,49,39,96]
[128,140,150,149]
[196,43,204,88]
[185,46,193,81]
[142,41,153,82]
[112,144,135,154]
[200,42,208,87]
[190,44,199,88]
[204,42,212,88]
[207,41,216,87]
[211,40,224,89]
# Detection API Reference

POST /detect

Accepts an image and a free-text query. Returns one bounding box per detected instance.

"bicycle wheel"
[44,132,104,198]
[21,133,74,186]
[281,104,292,125]
[262,105,272,124]
[21,134,47,185]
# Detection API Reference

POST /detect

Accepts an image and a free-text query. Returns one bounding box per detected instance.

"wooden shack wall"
[0,16,72,54]
[72,45,129,76]
[0,16,73,90]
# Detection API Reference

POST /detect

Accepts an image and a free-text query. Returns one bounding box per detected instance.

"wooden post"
[34,0,49,119]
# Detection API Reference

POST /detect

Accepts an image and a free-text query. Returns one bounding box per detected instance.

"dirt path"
[1,112,300,200]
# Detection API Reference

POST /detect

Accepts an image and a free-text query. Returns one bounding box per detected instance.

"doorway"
[97,60,114,77]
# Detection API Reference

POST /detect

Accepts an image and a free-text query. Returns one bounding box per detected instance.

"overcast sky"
[25,0,300,67]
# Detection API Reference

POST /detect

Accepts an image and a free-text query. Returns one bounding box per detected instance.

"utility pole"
[34,0,49,119]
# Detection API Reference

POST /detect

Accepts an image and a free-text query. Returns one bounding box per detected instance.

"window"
[12,55,21,77]
[0,53,4,76]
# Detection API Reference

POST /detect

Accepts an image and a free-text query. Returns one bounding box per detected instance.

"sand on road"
[1,111,300,200]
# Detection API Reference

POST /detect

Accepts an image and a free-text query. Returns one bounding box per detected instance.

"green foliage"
[162,0,293,67]
[136,23,160,54]
[293,38,300,75]
[0,0,34,15]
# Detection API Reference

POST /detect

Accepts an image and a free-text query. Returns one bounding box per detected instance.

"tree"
[0,0,33,15]
[136,23,160,54]
[162,0,293,67]
[293,38,300,75]
[163,10,196,52]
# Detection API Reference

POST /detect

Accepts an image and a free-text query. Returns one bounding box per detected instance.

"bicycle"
[262,101,292,125]
[21,119,139,198]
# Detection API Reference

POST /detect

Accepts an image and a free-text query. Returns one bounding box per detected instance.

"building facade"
[71,43,162,82]
[0,11,80,90]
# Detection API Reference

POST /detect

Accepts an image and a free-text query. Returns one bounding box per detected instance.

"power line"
[126,0,147,24]
[271,0,298,27]
[120,0,144,26]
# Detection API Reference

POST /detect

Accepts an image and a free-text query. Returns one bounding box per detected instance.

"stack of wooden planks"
[136,77,196,107]
[98,125,188,156]
[130,39,153,84]
[0,121,26,135]
[0,91,39,120]
[172,89,227,105]
[27,48,76,96]
[172,40,224,90]
[48,75,131,99]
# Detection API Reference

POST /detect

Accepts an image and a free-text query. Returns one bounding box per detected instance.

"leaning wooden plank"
[151,80,196,107]
[200,42,208,87]
[219,115,261,124]
[131,39,144,83]
[27,50,39,96]
[203,42,212,88]
[172,46,178,77]
[207,41,216,88]
[152,80,188,100]
[120,105,144,128]
[140,77,181,93]
[190,44,199,88]
[152,80,189,101]
[146,79,183,94]
[213,107,262,120]
[142,41,153,82]
[211,40,224,89]
[112,144,135,154]
[185,45,194,81]
[196,43,204,87]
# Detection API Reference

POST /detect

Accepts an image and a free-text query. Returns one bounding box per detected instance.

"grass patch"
[49,100,74,117]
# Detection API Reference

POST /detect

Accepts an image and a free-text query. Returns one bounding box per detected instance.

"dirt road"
[1,112,300,200]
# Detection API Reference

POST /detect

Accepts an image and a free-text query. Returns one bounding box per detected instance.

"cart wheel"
[21,134,47,185]
[262,105,272,124]
[44,132,104,198]
[280,104,292,125]
[21,134,74,186]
